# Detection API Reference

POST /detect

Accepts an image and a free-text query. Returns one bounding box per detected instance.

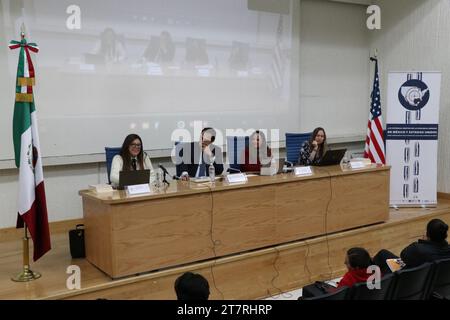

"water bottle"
[154,171,162,190]
[209,163,215,184]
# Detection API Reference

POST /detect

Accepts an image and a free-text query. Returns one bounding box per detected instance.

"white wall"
[300,0,370,138]
[371,0,450,193]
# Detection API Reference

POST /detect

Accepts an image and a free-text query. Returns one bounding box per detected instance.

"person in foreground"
[174,272,210,300]
[177,127,224,180]
[373,218,450,273]
[298,127,328,165]
[110,133,155,187]
[240,130,272,173]
[300,247,373,299]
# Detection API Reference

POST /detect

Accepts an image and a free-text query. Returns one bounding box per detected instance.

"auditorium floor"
[1,199,449,300]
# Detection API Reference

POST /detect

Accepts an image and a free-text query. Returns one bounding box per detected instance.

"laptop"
[315,149,347,166]
[118,170,150,190]
[260,158,285,175]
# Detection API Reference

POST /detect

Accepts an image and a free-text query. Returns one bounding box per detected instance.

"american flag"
[364,58,385,164]
[270,14,284,90]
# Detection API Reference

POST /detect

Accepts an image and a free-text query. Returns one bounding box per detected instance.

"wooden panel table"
[79,164,390,278]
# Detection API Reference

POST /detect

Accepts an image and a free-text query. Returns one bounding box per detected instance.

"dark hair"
[174,272,210,300]
[308,127,327,158]
[100,28,117,56]
[426,219,448,243]
[347,247,372,269]
[119,134,144,171]
[250,130,272,163]
[250,130,267,145]
[201,127,216,143]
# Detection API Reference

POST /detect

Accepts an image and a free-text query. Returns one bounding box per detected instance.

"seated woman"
[110,134,155,187]
[298,127,328,165]
[240,130,272,173]
[301,247,374,299]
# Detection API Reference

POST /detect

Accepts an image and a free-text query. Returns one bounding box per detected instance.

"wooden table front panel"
[275,178,330,243]
[81,166,390,278]
[110,193,213,277]
[327,170,390,232]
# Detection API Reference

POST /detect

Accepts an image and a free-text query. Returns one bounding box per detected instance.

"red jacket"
[241,147,272,173]
[337,268,372,288]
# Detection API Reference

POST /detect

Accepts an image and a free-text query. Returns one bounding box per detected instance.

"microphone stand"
[162,170,170,187]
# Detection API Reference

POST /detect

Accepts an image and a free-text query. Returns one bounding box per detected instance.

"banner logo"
[398,79,429,111]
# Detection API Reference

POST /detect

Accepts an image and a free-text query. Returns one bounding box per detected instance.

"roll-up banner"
[386,72,441,207]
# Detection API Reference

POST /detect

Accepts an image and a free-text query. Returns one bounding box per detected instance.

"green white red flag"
[9,33,51,261]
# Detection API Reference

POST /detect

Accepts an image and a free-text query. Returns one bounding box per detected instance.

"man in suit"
[176,127,224,180]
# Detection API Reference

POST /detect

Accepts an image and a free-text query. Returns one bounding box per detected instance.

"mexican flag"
[9,34,51,261]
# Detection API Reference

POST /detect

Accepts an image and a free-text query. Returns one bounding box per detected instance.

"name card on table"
[349,161,366,169]
[225,173,248,184]
[294,166,313,177]
[89,184,114,194]
[126,184,151,195]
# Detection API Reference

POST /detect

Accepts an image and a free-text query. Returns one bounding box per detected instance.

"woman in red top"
[241,130,272,173]
[337,247,374,288]
[301,247,376,299]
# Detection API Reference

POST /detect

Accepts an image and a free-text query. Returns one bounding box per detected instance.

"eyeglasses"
[130,143,142,148]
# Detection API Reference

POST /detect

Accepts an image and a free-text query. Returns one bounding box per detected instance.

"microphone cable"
[320,166,338,281]
[267,246,294,299]
[205,182,225,300]
[301,166,334,287]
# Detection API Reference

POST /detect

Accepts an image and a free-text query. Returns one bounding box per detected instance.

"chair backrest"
[391,262,434,300]
[105,147,122,184]
[285,132,312,164]
[226,136,249,171]
[429,258,450,299]
[350,273,396,300]
[302,286,350,300]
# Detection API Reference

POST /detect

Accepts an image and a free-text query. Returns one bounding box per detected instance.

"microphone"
[158,164,170,175]
[159,164,181,180]
[131,157,137,170]
[158,164,172,186]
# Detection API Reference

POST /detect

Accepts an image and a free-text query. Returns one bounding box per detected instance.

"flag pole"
[10,23,43,282]
[11,223,41,282]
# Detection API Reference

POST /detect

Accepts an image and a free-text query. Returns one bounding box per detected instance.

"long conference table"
[79,164,390,278]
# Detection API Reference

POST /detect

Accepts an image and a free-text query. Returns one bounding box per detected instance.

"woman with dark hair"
[301,247,374,299]
[337,247,374,288]
[92,27,126,63]
[241,130,272,173]
[298,127,328,165]
[110,134,155,186]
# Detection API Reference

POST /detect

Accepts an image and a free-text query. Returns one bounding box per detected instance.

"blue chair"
[226,136,249,171]
[105,147,121,184]
[285,132,311,165]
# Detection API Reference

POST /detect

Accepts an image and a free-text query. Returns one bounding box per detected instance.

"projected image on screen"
[0,0,299,159]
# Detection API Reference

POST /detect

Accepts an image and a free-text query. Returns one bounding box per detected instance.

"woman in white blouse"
[110,134,155,187]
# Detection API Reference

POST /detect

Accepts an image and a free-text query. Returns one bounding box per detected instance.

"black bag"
[69,224,85,258]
